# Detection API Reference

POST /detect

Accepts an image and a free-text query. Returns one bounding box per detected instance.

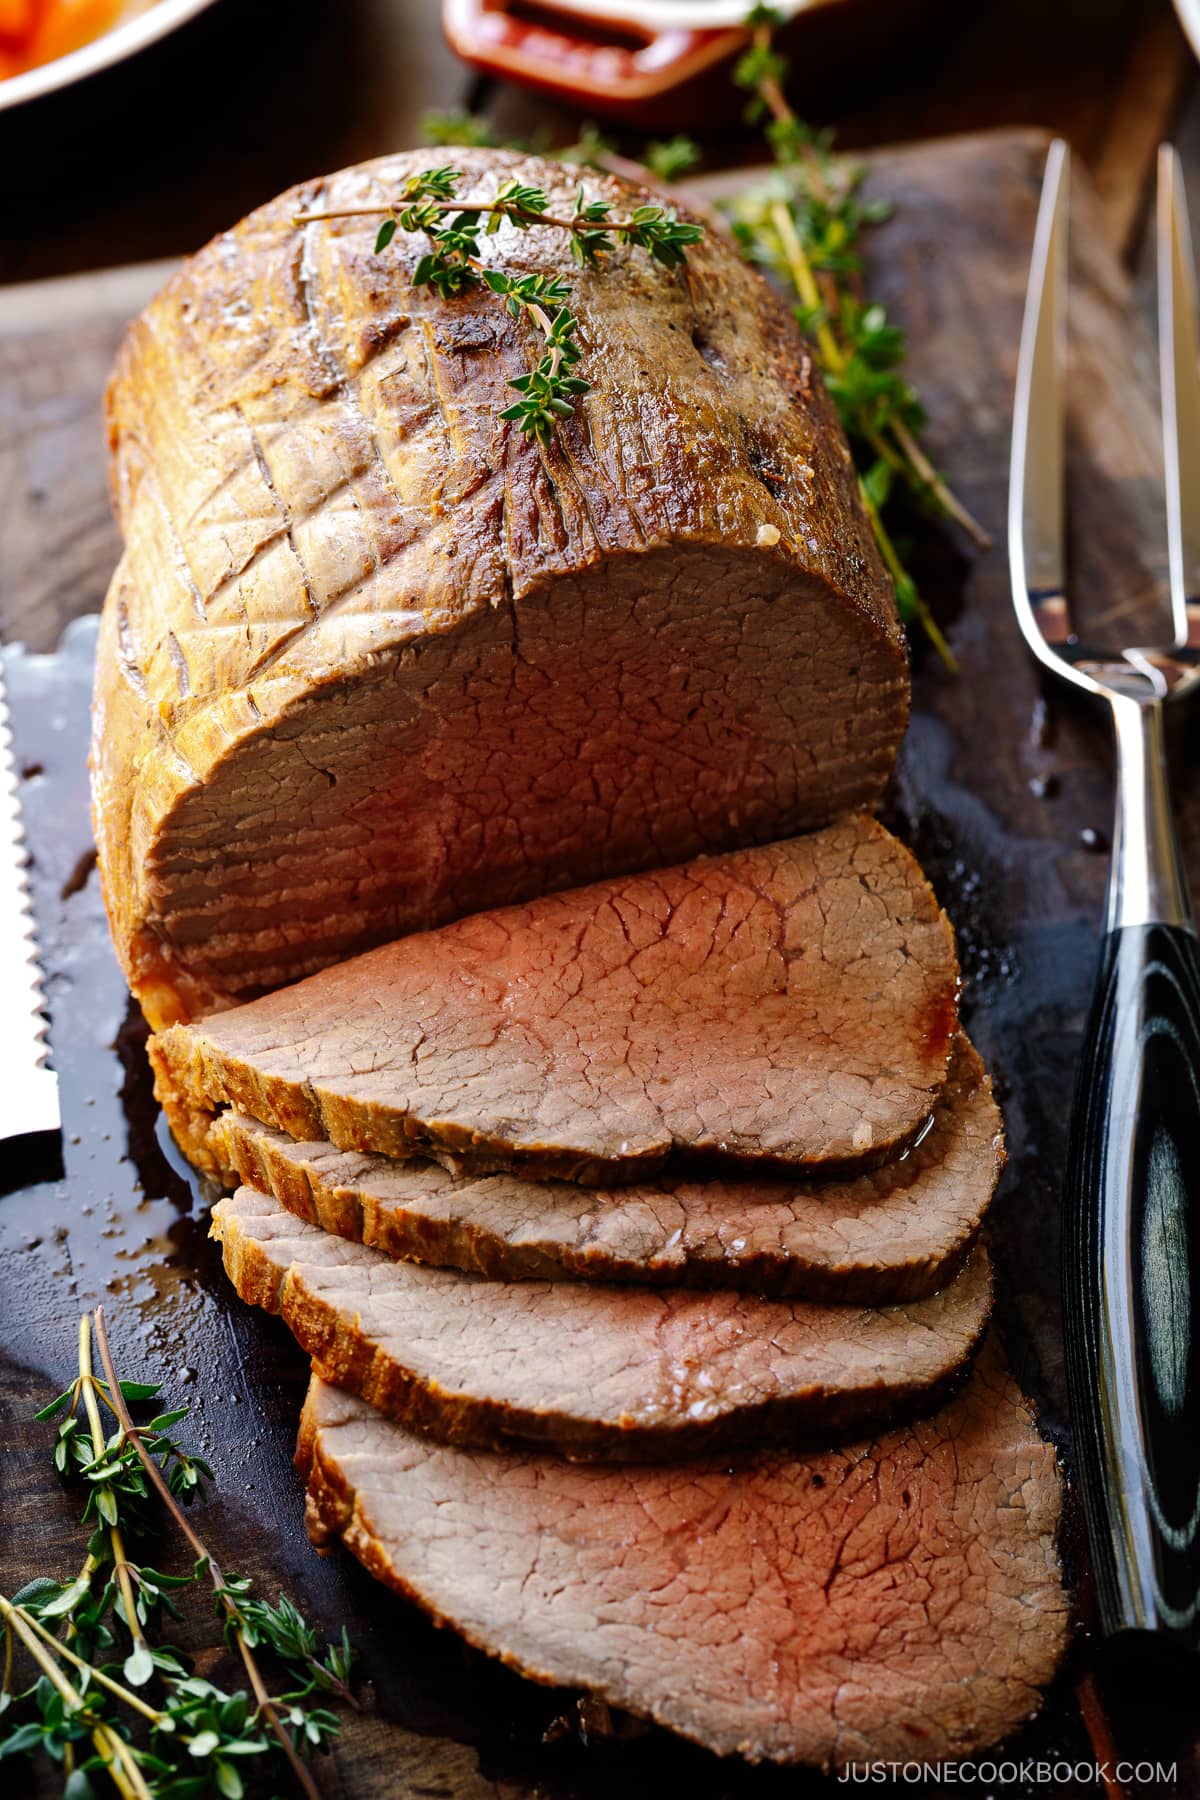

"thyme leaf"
[729,4,989,667]
[0,1312,356,1798]
[643,136,702,183]
[294,168,703,446]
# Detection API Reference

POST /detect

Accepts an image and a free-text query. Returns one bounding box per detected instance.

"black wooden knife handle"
[1063,921,1200,1641]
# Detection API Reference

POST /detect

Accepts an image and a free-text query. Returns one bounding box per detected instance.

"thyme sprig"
[417,109,699,187]
[729,4,989,667]
[643,137,703,182]
[294,166,703,446]
[0,1311,355,1798]
[418,109,523,152]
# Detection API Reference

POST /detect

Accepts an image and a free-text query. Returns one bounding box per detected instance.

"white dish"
[534,0,828,28]
[1173,0,1200,61]
[0,0,219,114]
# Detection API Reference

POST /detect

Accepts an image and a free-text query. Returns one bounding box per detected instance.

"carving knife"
[0,646,60,1145]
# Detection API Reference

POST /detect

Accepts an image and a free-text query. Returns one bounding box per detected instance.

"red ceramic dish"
[442,0,752,126]
[441,0,935,129]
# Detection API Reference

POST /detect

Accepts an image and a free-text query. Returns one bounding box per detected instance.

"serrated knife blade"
[0,647,60,1142]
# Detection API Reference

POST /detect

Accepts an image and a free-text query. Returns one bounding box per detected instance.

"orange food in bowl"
[0,0,36,32]
[0,0,126,75]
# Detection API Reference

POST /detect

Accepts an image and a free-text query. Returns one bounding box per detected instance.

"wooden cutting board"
[1,129,1197,1799]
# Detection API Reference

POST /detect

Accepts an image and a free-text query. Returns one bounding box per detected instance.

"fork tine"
[1158,144,1200,652]
[1009,139,1074,658]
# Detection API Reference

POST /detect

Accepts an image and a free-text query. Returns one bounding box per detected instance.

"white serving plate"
[1173,0,1200,61]
[0,0,218,113]
[535,0,832,26]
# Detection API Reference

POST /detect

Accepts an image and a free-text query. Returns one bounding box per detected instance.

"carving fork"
[1010,140,1200,1640]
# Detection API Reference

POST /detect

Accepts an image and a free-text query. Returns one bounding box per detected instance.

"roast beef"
[298,1339,1067,1765]
[151,816,959,1185]
[213,1185,993,1457]
[92,146,908,1032]
[211,1036,999,1303]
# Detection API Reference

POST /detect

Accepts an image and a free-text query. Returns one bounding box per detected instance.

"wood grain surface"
[2,130,1199,1798]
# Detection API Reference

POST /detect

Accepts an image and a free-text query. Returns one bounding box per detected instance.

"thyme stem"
[750,20,832,203]
[734,5,986,661]
[297,167,701,446]
[92,1308,322,1800]
[8,1603,163,1725]
[859,478,957,672]
[77,1317,151,1668]
[0,1597,148,1800]
[294,197,667,236]
[762,93,989,553]
[767,198,843,371]
[890,413,992,549]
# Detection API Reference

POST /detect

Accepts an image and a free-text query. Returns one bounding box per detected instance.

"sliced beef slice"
[298,1339,1068,1765]
[213,1186,993,1457]
[210,1036,1000,1304]
[151,816,960,1186]
[93,148,907,1032]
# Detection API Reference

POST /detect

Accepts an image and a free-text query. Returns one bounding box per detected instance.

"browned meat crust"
[209,1036,999,1304]
[296,1339,1067,1765]
[92,148,908,1030]
[150,817,959,1185]
[213,1185,993,1457]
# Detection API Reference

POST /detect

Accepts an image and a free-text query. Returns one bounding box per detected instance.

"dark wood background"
[2,1,1200,1795]
[0,0,1192,291]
